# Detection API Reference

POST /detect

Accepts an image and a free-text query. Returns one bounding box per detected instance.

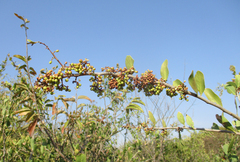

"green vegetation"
[1,13,240,161]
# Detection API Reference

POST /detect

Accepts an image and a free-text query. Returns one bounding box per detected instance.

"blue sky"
[1,1,240,138]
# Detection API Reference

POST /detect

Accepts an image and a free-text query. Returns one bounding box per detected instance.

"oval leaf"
[29,67,37,76]
[30,138,34,151]
[64,120,70,128]
[160,59,169,80]
[221,115,235,132]
[76,120,83,129]
[204,88,223,106]
[188,70,198,94]
[223,144,229,155]
[25,111,35,122]
[177,112,185,126]
[228,136,235,153]
[216,114,235,132]
[148,111,156,126]
[186,114,194,128]
[13,55,26,63]
[211,123,219,130]
[76,154,86,162]
[235,120,240,132]
[226,82,237,88]
[195,71,205,95]
[225,85,236,95]
[125,55,134,69]
[173,79,182,87]
[162,119,167,127]
[235,75,240,88]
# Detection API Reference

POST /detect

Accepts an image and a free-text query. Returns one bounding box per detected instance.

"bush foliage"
[1,13,240,162]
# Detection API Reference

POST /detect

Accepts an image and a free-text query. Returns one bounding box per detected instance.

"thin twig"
[38,41,64,68]
[153,126,240,135]
[67,72,240,121]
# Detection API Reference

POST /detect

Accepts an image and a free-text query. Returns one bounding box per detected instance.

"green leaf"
[228,136,235,154]
[2,106,6,116]
[76,120,83,129]
[204,88,222,106]
[162,119,167,127]
[186,114,194,128]
[195,71,205,95]
[131,97,145,106]
[27,56,32,61]
[160,59,169,80]
[188,70,198,94]
[64,120,70,128]
[222,115,235,132]
[222,143,229,155]
[40,145,44,154]
[77,103,86,108]
[14,108,31,115]
[30,138,34,151]
[19,65,27,72]
[224,84,236,95]
[211,123,219,130]
[232,120,236,126]
[177,112,185,126]
[128,151,133,160]
[29,67,37,76]
[235,120,240,132]
[173,79,182,87]
[226,82,237,88]
[13,55,26,63]
[25,111,35,122]
[126,104,143,113]
[216,114,235,132]
[76,154,86,162]
[228,155,239,162]
[125,55,134,69]
[235,75,240,88]
[148,111,156,126]
[45,104,53,107]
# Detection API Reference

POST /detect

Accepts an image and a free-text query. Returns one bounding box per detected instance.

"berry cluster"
[35,58,189,101]
[89,75,104,97]
[164,81,189,101]
[166,88,178,98]
[175,82,189,101]
[134,70,165,96]
[101,65,136,91]
[34,58,94,94]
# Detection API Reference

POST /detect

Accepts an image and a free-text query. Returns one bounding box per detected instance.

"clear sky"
[1,1,240,137]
